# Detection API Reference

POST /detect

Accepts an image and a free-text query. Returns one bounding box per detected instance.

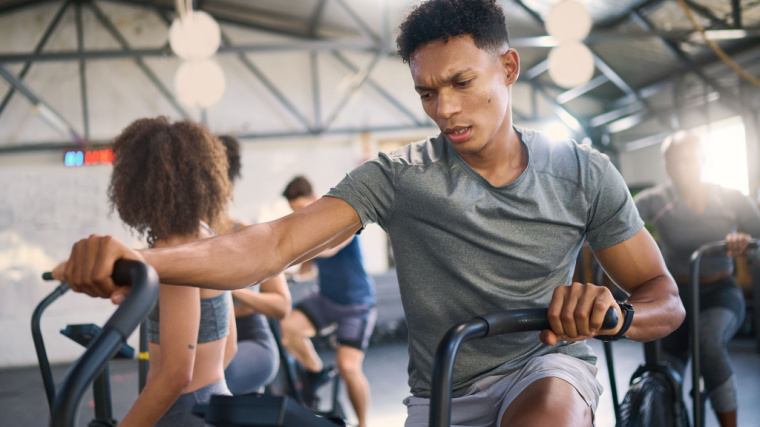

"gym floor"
[1,336,758,426]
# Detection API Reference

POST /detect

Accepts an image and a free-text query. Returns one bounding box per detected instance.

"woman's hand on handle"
[52,234,145,305]
[541,282,622,346]
[725,232,751,257]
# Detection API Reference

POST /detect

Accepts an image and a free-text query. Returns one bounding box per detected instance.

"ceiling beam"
[219,32,313,132]
[331,51,424,127]
[0,65,85,146]
[75,1,89,140]
[0,0,69,117]
[88,0,191,119]
[683,0,731,29]
[630,10,744,114]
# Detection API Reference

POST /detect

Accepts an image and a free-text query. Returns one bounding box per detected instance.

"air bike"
[41,260,158,427]
[687,240,757,427]
[606,239,757,427]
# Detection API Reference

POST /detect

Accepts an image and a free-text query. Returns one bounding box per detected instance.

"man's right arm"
[54,196,362,299]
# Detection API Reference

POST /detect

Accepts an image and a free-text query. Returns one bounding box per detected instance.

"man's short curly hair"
[218,135,242,184]
[282,176,313,201]
[396,0,509,63]
[108,117,231,245]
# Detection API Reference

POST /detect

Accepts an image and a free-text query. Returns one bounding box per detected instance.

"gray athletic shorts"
[296,293,377,351]
[403,353,602,427]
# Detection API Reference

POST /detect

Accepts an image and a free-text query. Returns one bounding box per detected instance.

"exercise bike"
[608,239,757,427]
[428,307,618,427]
[687,239,757,427]
[42,260,159,427]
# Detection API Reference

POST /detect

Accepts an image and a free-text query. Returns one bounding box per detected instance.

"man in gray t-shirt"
[54,0,685,425]
[328,126,644,398]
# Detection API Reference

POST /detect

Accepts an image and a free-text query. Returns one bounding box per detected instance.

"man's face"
[410,35,519,155]
[665,143,704,189]
[288,195,315,212]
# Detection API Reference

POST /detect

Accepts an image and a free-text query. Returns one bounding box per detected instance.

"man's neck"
[460,125,527,187]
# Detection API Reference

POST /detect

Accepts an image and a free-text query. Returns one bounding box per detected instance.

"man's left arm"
[593,228,684,342]
[543,229,684,345]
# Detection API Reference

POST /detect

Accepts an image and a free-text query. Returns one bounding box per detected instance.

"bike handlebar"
[429,307,618,427]
[688,239,757,427]
[45,260,159,427]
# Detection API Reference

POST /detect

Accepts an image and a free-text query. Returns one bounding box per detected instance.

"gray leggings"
[663,278,745,413]
[224,338,279,394]
[155,380,231,427]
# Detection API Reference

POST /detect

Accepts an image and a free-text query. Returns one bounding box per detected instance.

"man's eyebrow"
[414,69,472,92]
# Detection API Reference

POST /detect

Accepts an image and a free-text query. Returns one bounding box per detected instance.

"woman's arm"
[224,292,237,369]
[118,283,201,427]
[314,234,354,258]
[289,261,317,282]
[231,274,292,320]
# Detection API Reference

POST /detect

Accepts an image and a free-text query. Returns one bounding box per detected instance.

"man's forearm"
[141,223,281,290]
[623,274,685,342]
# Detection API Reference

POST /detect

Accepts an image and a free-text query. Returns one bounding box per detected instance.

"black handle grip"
[43,258,144,285]
[477,307,618,337]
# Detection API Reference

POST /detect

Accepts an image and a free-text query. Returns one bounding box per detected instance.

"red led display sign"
[63,148,114,167]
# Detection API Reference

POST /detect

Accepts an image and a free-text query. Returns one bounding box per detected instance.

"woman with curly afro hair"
[108,116,236,427]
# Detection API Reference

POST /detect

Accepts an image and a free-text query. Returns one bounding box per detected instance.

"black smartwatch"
[595,301,634,342]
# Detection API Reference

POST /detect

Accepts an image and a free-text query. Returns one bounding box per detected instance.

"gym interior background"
[0,0,759,426]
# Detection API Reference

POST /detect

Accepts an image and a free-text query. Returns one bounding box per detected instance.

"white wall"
[617,141,668,189]
[0,150,143,368]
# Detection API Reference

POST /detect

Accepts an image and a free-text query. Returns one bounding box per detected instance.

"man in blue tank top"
[279,176,376,427]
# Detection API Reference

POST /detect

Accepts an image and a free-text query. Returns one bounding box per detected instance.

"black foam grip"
[479,307,618,337]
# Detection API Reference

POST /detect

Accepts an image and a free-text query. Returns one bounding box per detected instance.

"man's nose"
[437,91,460,119]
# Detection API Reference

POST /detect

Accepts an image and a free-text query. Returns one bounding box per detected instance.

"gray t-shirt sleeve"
[585,161,644,251]
[326,152,396,229]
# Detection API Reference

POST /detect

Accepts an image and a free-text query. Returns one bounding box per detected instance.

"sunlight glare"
[697,117,749,195]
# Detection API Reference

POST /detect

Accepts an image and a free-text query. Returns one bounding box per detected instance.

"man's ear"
[501,48,520,86]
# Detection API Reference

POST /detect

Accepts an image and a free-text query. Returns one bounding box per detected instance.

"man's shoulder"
[385,134,447,166]
[520,127,611,183]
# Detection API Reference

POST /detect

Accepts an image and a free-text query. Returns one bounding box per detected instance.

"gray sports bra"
[145,222,231,344]
[145,292,230,344]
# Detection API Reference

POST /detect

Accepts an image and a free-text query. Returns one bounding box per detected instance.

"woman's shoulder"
[152,226,209,248]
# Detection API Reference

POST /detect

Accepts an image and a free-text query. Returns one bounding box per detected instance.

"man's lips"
[445,126,472,143]
[445,126,470,135]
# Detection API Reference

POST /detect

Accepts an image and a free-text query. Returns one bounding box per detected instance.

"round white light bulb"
[545,0,592,42]
[169,10,221,60]
[547,42,595,88]
[175,59,226,108]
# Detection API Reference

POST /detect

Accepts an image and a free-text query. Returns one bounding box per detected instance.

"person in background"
[280,176,376,427]
[635,131,760,427]
[53,1,685,425]
[217,135,292,395]
[108,117,235,426]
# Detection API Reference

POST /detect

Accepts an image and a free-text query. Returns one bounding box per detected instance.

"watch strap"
[595,301,634,342]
